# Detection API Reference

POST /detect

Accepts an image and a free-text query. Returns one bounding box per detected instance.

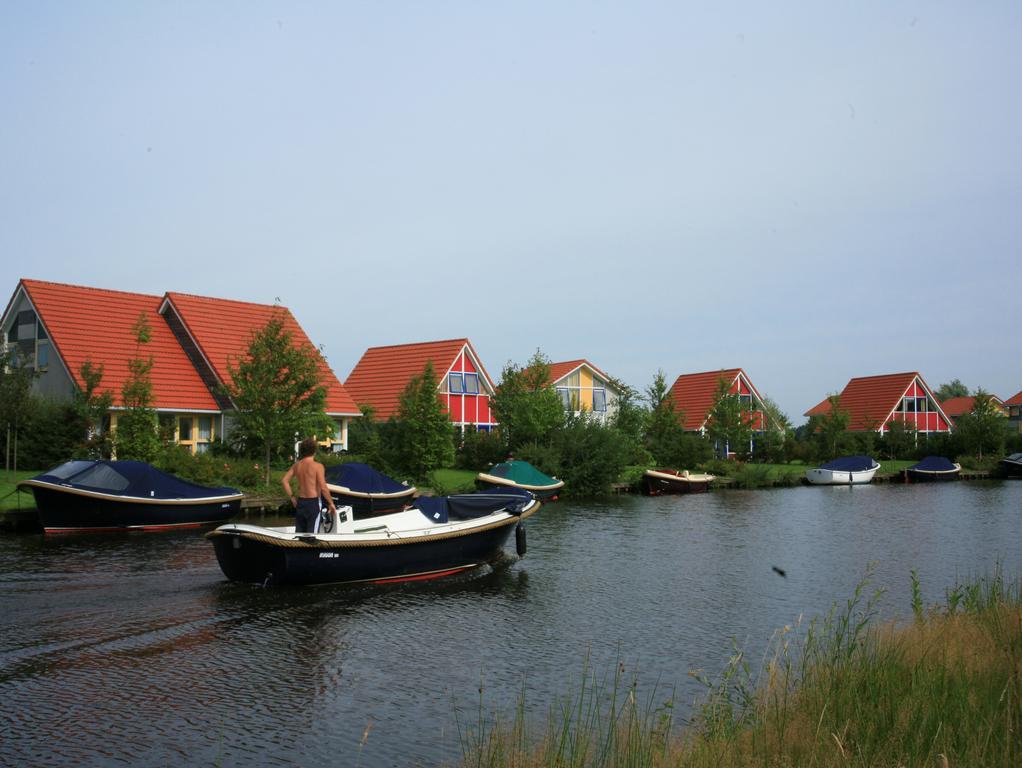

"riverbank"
[459,568,1022,767]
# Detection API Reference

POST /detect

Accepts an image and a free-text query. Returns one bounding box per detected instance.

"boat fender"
[515,523,527,556]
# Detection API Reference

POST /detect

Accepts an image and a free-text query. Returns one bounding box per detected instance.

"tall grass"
[459,565,1022,767]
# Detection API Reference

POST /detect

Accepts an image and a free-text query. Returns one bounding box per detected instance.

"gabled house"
[804,372,952,435]
[546,359,621,423]
[1004,390,1022,433]
[344,338,497,432]
[939,395,1006,425]
[667,368,768,456]
[1,279,360,453]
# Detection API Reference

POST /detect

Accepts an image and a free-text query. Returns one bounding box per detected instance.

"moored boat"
[1002,453,1022,478]
[324,462,416,517]
[805,456,880,486]
[476,460,564,500]
[18,460,243,533]
[906,456,961,482]
[207,488,540,586]
[641,468,715,495]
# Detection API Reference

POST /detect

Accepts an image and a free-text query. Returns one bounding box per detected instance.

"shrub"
[457,428,508,470]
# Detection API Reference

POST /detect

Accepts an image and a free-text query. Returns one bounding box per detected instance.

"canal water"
[2,481,1020,767]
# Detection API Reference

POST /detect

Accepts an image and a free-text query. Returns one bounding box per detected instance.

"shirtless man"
[281,437,337,533]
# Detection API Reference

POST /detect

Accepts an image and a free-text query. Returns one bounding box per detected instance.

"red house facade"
[805,372,952,435]
[668,368,767,433]
[344,338,497,431]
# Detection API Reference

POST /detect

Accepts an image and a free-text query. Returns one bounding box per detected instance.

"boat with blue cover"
[207,487,540,586]
[476,460,564,500]
[18,460,243,533]
[324,462,416,517]
[906,456,961,482]
[805,455,880,485]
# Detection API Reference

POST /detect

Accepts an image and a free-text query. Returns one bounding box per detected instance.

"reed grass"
[458,564,1022,767]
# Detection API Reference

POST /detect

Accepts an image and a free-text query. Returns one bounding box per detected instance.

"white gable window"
[448,372,464,394]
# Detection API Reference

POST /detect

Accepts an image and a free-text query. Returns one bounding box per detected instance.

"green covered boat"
[476,460,564,500]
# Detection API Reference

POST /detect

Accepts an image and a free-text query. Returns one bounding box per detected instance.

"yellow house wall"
[579,367,593,410]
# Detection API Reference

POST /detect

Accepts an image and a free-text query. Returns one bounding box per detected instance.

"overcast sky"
[3,2,1020,422]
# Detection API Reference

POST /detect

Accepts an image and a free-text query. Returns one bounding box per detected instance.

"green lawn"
[0,470,40,511]
[428,468,478,494]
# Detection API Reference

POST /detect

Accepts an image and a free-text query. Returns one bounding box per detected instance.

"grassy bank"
[458,567,1022,767]
[0,470,39,511]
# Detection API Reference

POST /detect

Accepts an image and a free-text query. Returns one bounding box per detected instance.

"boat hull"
[26,485,241,533]
[209,519,520,586]
[805,466,879,485]
[1002,459,1022,478]
[906,469,960,483]
[641,470,714,495]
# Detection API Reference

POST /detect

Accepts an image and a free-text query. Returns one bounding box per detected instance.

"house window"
[449,373,464,394]
[464,373,479,394]
[558,388,571,409]
[177,415,214,454]
[593,389,607,412]
[36,340,49,371]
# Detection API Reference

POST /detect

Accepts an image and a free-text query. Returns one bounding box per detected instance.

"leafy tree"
[551,414,630,496]
[955,388,1007,459]
[115,312,160,462]
[810,394,851,459]
[643,369,699,467]
[881,419,916,459]
[71,360,114,458]
[392,362,455,479]
[935,378,969,402]
[608,377,648,465]
[0,350,37,475]
[490,350,564,450]
[705,376,753,459]
[223,311,334,485]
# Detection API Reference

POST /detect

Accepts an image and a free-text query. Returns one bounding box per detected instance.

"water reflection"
[1,481,1020,766]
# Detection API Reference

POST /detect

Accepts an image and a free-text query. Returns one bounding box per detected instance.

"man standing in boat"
[281,437,337,533]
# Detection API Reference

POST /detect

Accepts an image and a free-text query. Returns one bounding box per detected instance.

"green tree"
[490,350,564,450]
[810,394,851,459]
[935,378,969,402]
[392,362,455,479]
[608,377,647,465]
[71,360,114,458]
[955,389,1007,459]
[0,349,37,476]
[881,419,917,459]
[223,311,334,485]
[705,376,753,459]
[115,312,160,461]
[643,369,697,467]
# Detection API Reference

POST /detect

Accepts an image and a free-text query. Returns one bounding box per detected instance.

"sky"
[3,2,1021,423]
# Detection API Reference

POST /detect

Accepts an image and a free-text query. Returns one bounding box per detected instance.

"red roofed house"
[668,368,768,455]
[1,279,360,454]
[344,338,497,432]
[1003,389,1022,433]
[804,372,952,436]
[939,395,1006,425]
[547,359,622,424]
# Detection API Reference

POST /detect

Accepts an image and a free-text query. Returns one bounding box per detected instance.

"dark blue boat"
[323,462,416,517]
[19,460,243,533]
[907,456,961,482]
[207,487,539,586]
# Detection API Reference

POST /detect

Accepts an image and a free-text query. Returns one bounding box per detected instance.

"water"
[1,481,1020,767]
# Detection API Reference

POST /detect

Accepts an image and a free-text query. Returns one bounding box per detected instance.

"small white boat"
[641,469,716,495]
[805,456,880,485]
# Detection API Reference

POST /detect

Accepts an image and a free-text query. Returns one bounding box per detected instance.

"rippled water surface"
[2,481,1020,766]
